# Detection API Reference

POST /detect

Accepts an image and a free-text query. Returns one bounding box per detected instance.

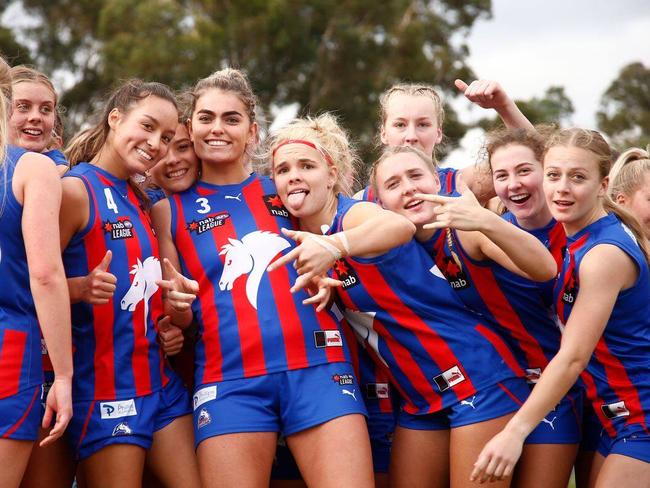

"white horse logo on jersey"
[344,310,389,367]
[218,231,291,309]
[121,256,161,334]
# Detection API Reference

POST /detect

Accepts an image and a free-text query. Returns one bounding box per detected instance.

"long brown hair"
[545,128,650,264]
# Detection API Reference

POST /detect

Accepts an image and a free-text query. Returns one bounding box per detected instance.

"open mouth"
[509,193,531,205]
[166,168,189,179]
[136,147,153,161]
[206,140,229,147]
[22,128,43,137]
[553,200,573,208]
[287,189,309,208]
[404,199,423,210]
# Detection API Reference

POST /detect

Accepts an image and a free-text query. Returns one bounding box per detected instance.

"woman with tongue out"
[268,117,551,488]
[151,69,375,488]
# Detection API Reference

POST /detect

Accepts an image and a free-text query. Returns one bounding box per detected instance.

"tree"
[0,25,33,65]
[10,0,492,164]
[476,85,574,131]
[597,62,650,150]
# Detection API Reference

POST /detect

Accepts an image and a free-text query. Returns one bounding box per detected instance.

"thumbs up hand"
[157,315,184,356]
[78,250,117,304]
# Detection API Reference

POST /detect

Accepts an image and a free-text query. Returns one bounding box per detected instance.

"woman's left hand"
[302,275,343,311]
[470,429,525,483]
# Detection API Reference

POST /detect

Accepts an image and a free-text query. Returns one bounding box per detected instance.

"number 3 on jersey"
[104,188,119,214]
[196,197,211,214]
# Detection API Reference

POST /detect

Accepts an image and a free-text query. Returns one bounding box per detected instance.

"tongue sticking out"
[287,191,307,208]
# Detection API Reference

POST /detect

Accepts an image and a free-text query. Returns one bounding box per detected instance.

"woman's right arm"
[16,153,74,445]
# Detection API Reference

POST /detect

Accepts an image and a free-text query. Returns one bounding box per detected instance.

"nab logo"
[263,194,289,218]
[562,272,578,304]
[103,217,134,240]
[112,422,132,437]
[186,212,230,235]
[440,255,470,290]
[331,260,360,290]
[332,374,354,386]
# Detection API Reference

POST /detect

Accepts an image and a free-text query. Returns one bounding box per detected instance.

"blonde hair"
[545,128,650,263]
[265,113,359,196]
[9,65,58,106]
[0,57,10,169]
[369,145,436,196]
[608,146,650,200]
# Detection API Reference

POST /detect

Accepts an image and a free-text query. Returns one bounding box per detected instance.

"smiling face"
[148,124,200,195]
[9,81,56,152]
[380,93,442,156]
[374,152,440,227]
[272,142,337,220]
[491,144,552,228]
[108,95,178,177]
[543,145,608,235]
[189,88,257,168]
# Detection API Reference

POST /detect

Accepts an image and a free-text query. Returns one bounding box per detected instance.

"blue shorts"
[597,430,650,463]
[367,410,396,473]
[193,362,367,448]
[580,400,604,452]
[525,386,583,444]
[0,385,41,441]
[398,378,529,430]
[67,374,191,460]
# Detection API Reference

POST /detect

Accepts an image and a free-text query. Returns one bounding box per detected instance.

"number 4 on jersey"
[104,188,119,214]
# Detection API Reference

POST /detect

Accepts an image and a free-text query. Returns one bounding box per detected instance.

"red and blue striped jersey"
[329,196,524,415]
[0,146,43,399]
[555,213,650,438]
[361,167,459,202]
[419,214,566,383]
[168,173,349,386]
[62,163,170,401]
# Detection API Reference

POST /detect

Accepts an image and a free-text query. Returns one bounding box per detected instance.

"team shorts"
[67,374,191,460]
[193,362,367,448]
[367,410,396,473]
[525,386,583,444]
[580,400,604,452]
[597,430,650,463]
[398,378,529,430]
[0,385,41,441]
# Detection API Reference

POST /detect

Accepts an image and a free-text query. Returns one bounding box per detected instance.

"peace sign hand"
[415,178,486,231]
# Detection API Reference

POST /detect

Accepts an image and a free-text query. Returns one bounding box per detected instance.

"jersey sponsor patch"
[332,373,354,386]
[314,330,343,348]
[433,365,466,392]
[186,212,231,235]
[197,408,212,429]
[332,260,360,289]
[193,385,217,410]
[525,367,542,384]
[601,400,630,419]
[263,194,290,218]
[440,255,470,290]
[365,382,390,399]
[562,273,578,304]
[100,399,138,419]
[103,218,134,240]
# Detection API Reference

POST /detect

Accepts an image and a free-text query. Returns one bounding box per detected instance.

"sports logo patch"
[314,330,343,348]
[561,272,578,305]
[525,368,542,384]
[100,399,138,419]
[263,194,289,218]
[331,260,360,290]
[193,386,217,410]
[103,217,134,240]
[365,383,390,400]
[601,401,630,419]
[112,422,132,436]
[197,408,212,429]
[433,365,466,392]
[186,212,230,235]
[332,374,354,386]
[440,255,470,290]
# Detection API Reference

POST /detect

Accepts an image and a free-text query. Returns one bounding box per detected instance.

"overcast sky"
[444,0,650,168]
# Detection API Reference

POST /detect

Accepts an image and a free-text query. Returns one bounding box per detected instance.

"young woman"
[268,116,545,488]
[609,146,650,239]
[360,79,533,203]
[0,56,72,488]
[8,66,68,174]
[152,68,373,488]
[60,80,200,487]
[472,128,650,486]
